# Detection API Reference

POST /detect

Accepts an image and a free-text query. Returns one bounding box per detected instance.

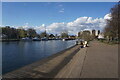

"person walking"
[83,41,88,47]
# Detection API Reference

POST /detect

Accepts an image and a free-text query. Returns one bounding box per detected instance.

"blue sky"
[2,2,116,27]
[2,2,117,34]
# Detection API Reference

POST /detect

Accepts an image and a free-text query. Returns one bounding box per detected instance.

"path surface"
[80,41,118,78]
[55,47,87,78]
[55,41,118,78]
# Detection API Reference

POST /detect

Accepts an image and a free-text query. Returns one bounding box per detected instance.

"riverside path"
[55,41,118,78]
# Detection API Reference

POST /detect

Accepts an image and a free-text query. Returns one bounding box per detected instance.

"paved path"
[80,41,118,78]
[55,41,118,78]
[55,47,87,78]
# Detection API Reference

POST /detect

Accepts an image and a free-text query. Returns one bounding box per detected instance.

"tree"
[27,28,37,38]
[78,32,82,38]
[61,32,69,38]
[92,29,96,39]
[2,26,19,39]
[18,29,27,38]
[40,31,49,38]
[81,30,91,41]
[1,26,40,39]
[104,2,120,41]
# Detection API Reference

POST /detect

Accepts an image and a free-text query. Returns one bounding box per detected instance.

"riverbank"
[1,39,76,42]
[3,41,118,79]
[0,39,20,42]
[3,44,80,78]
[98,39,119,45]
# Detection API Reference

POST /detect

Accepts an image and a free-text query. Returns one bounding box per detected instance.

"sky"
[2,2,117,35]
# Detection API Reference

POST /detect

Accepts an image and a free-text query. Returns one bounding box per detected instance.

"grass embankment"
[98,39,119,45]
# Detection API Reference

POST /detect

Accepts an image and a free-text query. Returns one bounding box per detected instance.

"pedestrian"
[80,41,84,48]
[76,41,78,45]
[84,41,88,47]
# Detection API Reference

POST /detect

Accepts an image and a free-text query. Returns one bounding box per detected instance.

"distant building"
[98,30,100,35]
[78,29,101,40]
[92,29,96,36]
[78,32,82,37]
[95,30,100,36]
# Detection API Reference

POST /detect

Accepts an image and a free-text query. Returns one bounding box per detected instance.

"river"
[2,40,76,74]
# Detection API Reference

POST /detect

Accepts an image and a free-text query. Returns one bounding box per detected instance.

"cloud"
[59,8,64,13]
[34,24,46,33]
[22,15,108,35]
[8,14,109,35]
[47,22,66,34]
[42,24,45,27]
[104,13,111,20]
[58,4,63,7]
[16,23,29,30]
[58,3,64,13]
[59,10,64,13]
[44,16,107,35]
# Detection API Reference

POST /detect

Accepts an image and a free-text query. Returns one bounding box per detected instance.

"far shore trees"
[2,26,19,39]
[40,31,49,38]
[1,26,38,39]
[61,32,69,38]
[27,28,37,38]
[18,29,27,38]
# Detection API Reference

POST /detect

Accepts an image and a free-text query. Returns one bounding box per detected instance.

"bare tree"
[104,2,120,41]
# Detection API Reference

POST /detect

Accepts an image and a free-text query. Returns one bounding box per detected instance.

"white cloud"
[34,26,45,33]
[59,8,64,13]
[47,22,67,34]
[58,4,63,7]
[42,24,45,27]
[16,23,29,30]
[59,10,64,13]
[34,24,46,33]
[7,14,109,35]
[45,16,107,35]
[104,13,111,20]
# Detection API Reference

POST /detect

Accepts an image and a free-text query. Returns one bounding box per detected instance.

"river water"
[2,40,76,74]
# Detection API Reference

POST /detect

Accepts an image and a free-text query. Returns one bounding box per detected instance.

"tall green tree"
[18,29,27,38]
[81,30,91,41]
[2,26,19,39]
[40,31,49,38]
[27,28,37,38]
[61,32,69,38]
